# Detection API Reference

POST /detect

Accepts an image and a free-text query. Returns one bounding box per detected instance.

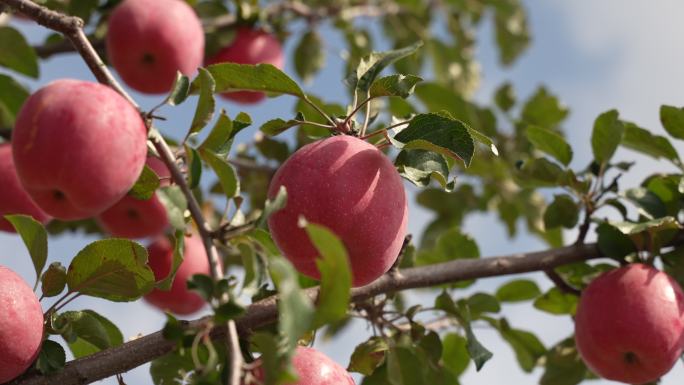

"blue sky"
[2,1,684,384]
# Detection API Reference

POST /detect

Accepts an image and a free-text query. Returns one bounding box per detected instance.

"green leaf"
[621,122,680,165]
[269,257,315,351]
[197,109,244,155]
[368,74,423,99]
[392,113,475,166]
[533,288,578,315]
[521,87,568,128]
[35,340,65,374]
[255,135,289,162]
[441,333,469,377]
[516,157,567,187]
[67,0,98,23]
[660,105,684,140]
[202,63,304,98]
[260,113,305,136]
[163,72,190,106]
[540,338,588,385]
[610,216,681,250]
[395,149,453,191]
[495,279,541,302]
[5,214,48,283]
[348,337,388,375]
[494,82,516,112]
[591,110,624,164]
[189,68,216,135]
[199,149,239,198]
[66,239,154,301]
[294,30,325,83]
[596,222,637,260]
[303,222,352,326]
[60,310,123,358]
[349,42,423,93]
[493,0,530,65]
[435,292,492,370]
[387,346,425,385]
[214,301,245,323]
[544,194,579,229]
[494,318,545,372]
[129,164,161,200]
[155,231,184,291]
[186,273,214,301]
[623,187,667,219]
[41,262,67,297]
[416,227,479,267]
[157,186,188,230]
[0,74,30,128]
[467,293,501,317]
[150,350,194,385]
[526,125,573,166]
[0,27,39,78]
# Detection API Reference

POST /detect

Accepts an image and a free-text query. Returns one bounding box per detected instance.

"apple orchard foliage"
[2,0,684,384]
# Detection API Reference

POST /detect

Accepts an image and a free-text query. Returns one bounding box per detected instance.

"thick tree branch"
[10,241,610,385]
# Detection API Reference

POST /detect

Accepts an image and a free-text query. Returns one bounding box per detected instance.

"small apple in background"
[12,79,147,221]
[206,27,284,104]
[144,233,210,315]
[0,266,44,383]
[106,0,205,94]
[267,135,408,287]
[575,263,684,384]
[246,346,356,385]
[97,156,171,239]
[0,143,51,232]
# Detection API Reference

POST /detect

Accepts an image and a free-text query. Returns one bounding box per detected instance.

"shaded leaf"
[35,340,65,374]
[349,42,423,93]
[200,149,239,198]
[294,30,325,82]
[129,164,161,201]
[621,121,680,166]
[348,337,388,375]
[5,214,48,283]
[41,262,67,297]
[660,105,684,140]
[591,110,624,164]
[260,113,305,136]
[544,194,579,229]
[533,288,577,315]
[395,149,453,191]
[189,68,216,135]
[0,74,29,128]
[526,125,572,165]
[392,113,474,166]
[496,279,541,302]
[368,74,423,98]
[0,27,39,78]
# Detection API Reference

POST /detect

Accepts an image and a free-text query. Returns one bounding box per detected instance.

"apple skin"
[106,0,205,94]
[144,233,209,315]
[0,266,44,383]
[267,135,408,287]
[206,27,284,104]
[12,79,147,221]
[0,143,51,232]
[248,346,356,385]
[575,263,684,384]
[96,156,170,239]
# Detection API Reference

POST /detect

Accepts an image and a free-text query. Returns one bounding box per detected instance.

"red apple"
[267,135,408,287]
[0,265,44,383]
[106,0,205,94]
[144,233,209,315]
[12,79,147,220]
[247,346,356,385]
[0,143,51,232]
[97,156,170,239]
[206,27,284,104]
[575,263,684,384]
